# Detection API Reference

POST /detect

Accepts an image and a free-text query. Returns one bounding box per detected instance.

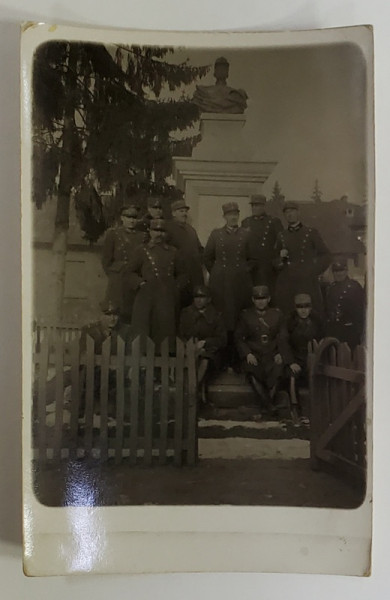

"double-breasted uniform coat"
[165,220,204,306]
[274,223,331,315]
[241,213,283,290]
[235,306,293,389]
[204,226,256,331]
[128,240,186,345]
[326,276,365,348]
[101,226,146,320]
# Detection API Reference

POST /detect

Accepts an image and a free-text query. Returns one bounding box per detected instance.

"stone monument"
[172,57,277,245]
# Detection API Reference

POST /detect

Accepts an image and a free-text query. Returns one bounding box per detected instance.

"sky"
[167,43,367,204]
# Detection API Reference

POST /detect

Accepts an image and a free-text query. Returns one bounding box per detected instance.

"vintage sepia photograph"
[22,23,374,576]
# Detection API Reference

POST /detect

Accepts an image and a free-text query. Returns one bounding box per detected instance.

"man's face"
[194,296,209,310]
[251,203,265,217]
[173,208,188,223]
[295,303,312,320]
[253,296,270,311]
[148,206,163,219]
[333,269,348,283]
[284,208,299,224]
[101,312,119,330]
[121,214,137,229]
[149,228,164,242]
[224,211,240,227]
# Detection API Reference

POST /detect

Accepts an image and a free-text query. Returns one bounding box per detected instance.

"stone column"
[172,113,277,245]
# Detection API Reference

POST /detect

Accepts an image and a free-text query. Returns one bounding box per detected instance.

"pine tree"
[32,41,209,319]
[311,179,323,203]
[271,180,284,203]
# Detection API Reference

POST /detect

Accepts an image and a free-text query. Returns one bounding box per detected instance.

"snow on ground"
[198,418,286,431]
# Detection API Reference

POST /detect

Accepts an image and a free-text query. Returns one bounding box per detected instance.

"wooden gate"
[308,337,366,487]
[32,328,198,466]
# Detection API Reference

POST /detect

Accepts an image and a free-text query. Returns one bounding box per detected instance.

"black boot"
[248,375,271,413]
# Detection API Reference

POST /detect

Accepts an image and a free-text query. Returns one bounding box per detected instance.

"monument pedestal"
[172,113,277,244]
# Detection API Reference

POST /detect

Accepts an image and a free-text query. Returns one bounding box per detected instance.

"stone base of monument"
[207,368,258,409]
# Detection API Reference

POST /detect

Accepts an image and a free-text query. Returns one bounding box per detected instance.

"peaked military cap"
[150,218,166,231]
[294,293,312,307]
[332,258,348,272]
[282,200,299,212]
[193,285,211,298]
[252,285,270,298]
[121,205,139,217]
[100,299,120,315]
[222,201,240,215]
[147,196,163,208]
[250,194,266,205]
[171,199,190,212]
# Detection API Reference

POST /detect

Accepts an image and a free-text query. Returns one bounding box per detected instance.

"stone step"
[207,368,258,408]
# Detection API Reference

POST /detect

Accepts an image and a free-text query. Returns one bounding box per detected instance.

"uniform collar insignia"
[288,222,302,232]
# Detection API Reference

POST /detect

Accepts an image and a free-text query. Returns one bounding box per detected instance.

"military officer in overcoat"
[128,219,186,347]
[165,199,204,308]
[179,285,227,403]
[326,259,365,348]
[204,202,256,331]
[101,205,147,322]
[235,285,296,414]
[274,201,331,315]
[241,194,283,291]
[136,195,164,234]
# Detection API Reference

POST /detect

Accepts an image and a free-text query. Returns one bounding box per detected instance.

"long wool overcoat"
[204,226,256,331]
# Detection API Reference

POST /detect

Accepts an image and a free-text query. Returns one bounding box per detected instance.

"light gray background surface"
[1,0,388,596]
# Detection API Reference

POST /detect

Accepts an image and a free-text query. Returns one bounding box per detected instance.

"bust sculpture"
[192,57,248,114]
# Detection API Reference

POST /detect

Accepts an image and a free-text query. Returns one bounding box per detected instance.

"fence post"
[143,337,155,466]
[129,336,141,465]
[186,338,198,465]
[115,337,125,465]
[36,330,50,462]
[69,338,81,460]
[174,337,185,467]
[53,332,65,463]
[99,337,111,462]
[159,338,170,465]
[353,345,367,472]
[84,335,95,457]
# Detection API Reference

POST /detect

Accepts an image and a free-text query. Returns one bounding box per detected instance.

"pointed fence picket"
[32,326,198,466]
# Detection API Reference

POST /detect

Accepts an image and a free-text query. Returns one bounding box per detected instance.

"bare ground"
[33,456,364,509]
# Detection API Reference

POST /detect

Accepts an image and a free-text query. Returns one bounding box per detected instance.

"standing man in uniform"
[128,219,186,348]
[326,259,365,348]
[136,195,164,234]
[241,194,283,292]
[274,201,331,315]
[235,285,296,417]
[204,202,256,366]
[101,205,147,323]
[165,198,204,308]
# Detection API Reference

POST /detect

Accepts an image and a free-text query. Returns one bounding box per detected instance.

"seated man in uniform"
[235,285,296,419]
[79,300,131,418]
[179,285,227,404]
[286,293,324,423]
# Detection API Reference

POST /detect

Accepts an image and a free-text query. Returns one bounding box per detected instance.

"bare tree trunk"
[50,45,78,323]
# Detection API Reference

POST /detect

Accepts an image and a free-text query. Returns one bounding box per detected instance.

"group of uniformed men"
[93,192,365,419]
